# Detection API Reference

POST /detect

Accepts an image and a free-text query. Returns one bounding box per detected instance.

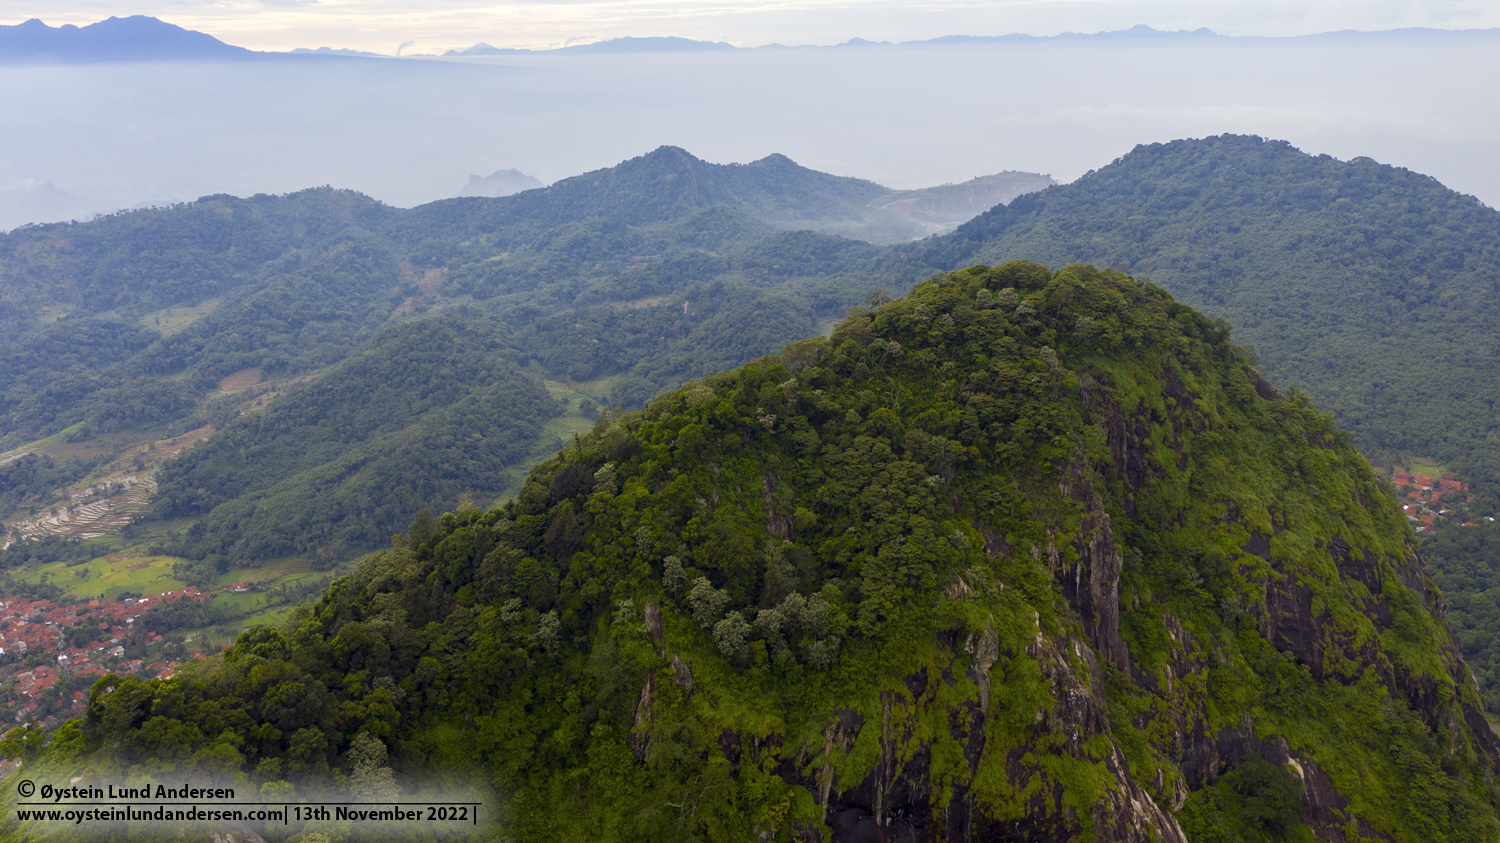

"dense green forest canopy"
[1423,525,1500,714]
[6,263,1495,843]
[152,318,560,582]
[908,134,1500,498]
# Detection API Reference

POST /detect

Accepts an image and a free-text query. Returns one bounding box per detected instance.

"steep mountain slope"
[909,134,1500,493]
[16,263,1496,842]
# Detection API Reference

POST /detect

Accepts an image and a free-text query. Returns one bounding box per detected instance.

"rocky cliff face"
[697,322,1500,842]
[595,261,1500,842]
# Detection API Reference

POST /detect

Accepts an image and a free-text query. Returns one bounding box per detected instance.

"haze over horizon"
[1,9,1498,233]
[2,0,1498,55]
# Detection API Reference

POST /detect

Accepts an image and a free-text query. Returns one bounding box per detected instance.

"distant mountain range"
[288,46,387,59]
[447,163,1054,234]
[2,16,1496,64]
[442,36,736,57]
[0,16,253,63]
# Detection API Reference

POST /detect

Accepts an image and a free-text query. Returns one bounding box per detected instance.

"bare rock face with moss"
[17,261,1499,842]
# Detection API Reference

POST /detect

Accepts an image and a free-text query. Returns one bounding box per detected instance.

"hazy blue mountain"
[289,46,390,58]
[0,180,106,230]
[458,169,545,197]
[874,171,1055,234]
[411,145,928,242]
[558,36,735,54]
[443,36,735,57]
[0,16,253,63]
[442,42,532,56]
[869,24,1499,49]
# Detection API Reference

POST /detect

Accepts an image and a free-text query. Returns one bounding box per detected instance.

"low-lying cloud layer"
[0,32,1496,228]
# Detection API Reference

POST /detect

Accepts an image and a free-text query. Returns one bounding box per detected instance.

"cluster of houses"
[0,587,220,725]
[1391,470,1476,533]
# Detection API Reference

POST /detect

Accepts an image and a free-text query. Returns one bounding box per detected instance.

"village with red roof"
[1392,469,1484,533]
[0,586,225,728]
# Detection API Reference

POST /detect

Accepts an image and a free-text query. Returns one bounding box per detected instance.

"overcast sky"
[3,0,1500,53]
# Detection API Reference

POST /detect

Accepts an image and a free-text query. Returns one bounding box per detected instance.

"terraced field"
[217,367,263,392]
[1,426,214,549]
[0,423,86,468]
[7,474,156,543]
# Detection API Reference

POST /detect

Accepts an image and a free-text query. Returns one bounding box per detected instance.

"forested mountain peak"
[15,261,1496,842]
[914,132,1500,498]
[942,133,1492,251]
[427,144,902,233]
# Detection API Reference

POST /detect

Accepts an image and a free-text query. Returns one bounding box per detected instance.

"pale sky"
[3,0,1499,53]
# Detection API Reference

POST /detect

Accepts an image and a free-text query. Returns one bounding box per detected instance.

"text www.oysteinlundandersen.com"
[17,805,286,825]
[17,803,476,826]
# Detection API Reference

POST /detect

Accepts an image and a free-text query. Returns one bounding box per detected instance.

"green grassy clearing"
[139,298,222,336]
[1396,456,1453,479]
[35,304,74,324]
[208,564,349,635]
[210,559,298,590]
[493,374,619,503]
[233,603,299,630]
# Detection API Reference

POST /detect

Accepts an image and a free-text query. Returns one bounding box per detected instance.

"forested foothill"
[0,148,915,582]
[5,263,1495,842]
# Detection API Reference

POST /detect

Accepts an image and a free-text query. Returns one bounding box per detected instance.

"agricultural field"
[200,557,345,636]
[217,367,263,392]
[11,551,185,601]
[0,423,87,469]
[8,536,345,635]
